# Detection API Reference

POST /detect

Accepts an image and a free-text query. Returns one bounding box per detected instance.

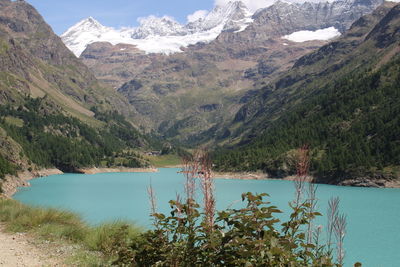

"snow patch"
[282,27,341,43]
[385,0,400,2]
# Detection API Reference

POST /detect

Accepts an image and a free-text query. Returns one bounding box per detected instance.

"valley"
[55,0,400,186]
[0,0,399,265]
[0,0,398,189]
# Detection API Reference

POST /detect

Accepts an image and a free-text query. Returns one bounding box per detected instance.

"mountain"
[213,2,400,186]
[0,0,140,120]
[0,0,154,192]
[61,1,253,57]
[62,0,384,57]
[186,1,253,33]
[75,0,383,144]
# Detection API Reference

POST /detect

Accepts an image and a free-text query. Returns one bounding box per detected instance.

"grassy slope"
[147,154,182,167]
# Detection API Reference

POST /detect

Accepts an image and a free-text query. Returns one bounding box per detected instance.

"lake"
[14,168,400,267]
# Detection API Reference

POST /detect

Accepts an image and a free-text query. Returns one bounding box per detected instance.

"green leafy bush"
[108,192,342,266]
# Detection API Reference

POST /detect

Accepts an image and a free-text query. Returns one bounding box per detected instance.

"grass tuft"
[0,199,144,265]
[85,221,142,255]
[0,199,87,241]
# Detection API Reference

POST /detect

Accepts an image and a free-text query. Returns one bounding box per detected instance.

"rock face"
[67,0,384,143]
[251,0,384,36]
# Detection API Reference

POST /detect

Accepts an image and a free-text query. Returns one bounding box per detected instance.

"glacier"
[61,1,253,57]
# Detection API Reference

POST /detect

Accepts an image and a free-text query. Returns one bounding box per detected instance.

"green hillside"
[213,3,400,184]
[214,55,400,182]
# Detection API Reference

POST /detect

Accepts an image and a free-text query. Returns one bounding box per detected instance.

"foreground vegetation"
[0,192,348,266]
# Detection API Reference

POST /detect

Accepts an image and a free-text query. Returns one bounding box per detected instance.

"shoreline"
[212,171,400,188]
[1,169,63,198]
[76,167,158,175]
[2,166,398,199]
[1,167,159,198]
[213,171,313,182]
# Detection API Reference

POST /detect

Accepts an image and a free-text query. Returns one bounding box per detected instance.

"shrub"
[129,192,336,266]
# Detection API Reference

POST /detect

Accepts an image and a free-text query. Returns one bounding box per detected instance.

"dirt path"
[0,225,63,267]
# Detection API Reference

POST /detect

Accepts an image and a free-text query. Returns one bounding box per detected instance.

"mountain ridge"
[62,0,384,57]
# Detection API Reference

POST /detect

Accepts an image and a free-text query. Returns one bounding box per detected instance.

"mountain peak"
[186,0,252,33]
[130,15,186,39]
[79,17,102,27]
[62,16,105,37]
[86,16,97,24]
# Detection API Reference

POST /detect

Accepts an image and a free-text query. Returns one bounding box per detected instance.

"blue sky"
[26,0,216,35]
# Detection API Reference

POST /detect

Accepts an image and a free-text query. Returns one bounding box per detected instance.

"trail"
[0,225,63,267]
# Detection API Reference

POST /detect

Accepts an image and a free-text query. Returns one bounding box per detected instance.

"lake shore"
[1,169,63,198]
[213,171,313,182]
[76,167,158,175]
[1,167,159,198]
[2,166,398,199]
[212,171,400,188]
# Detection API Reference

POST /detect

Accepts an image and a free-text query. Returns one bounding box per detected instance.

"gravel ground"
[0,224,64,267]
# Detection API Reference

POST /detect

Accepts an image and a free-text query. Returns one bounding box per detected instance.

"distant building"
[146,151,162,156]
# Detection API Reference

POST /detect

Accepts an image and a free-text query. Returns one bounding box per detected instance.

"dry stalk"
[198,149,216,230]
[293,144,311,207]
[181,155,198,202]
[306,181,318,245]
[180,149,216,231]
[147,180,157,216]
[296,144,311,177]
[334,214,347,265]
[147,180,161,231]
[327,197,340,252]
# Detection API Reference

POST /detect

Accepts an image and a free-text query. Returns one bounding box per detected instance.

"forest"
[213,55,400,183]
[0,97,150,179]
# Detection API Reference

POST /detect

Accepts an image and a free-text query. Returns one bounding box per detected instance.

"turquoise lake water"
[14,168,400,267]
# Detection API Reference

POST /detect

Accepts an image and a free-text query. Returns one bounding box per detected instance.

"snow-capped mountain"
[186,1,253,33]
[61,1,253,57]
[61,17,132,57]
[61,0,383,57]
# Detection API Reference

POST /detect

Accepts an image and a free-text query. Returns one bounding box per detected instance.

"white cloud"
[282,27,341,42]
[386,0,400,2]
[214,0,277,12]
[187,10,209,23]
